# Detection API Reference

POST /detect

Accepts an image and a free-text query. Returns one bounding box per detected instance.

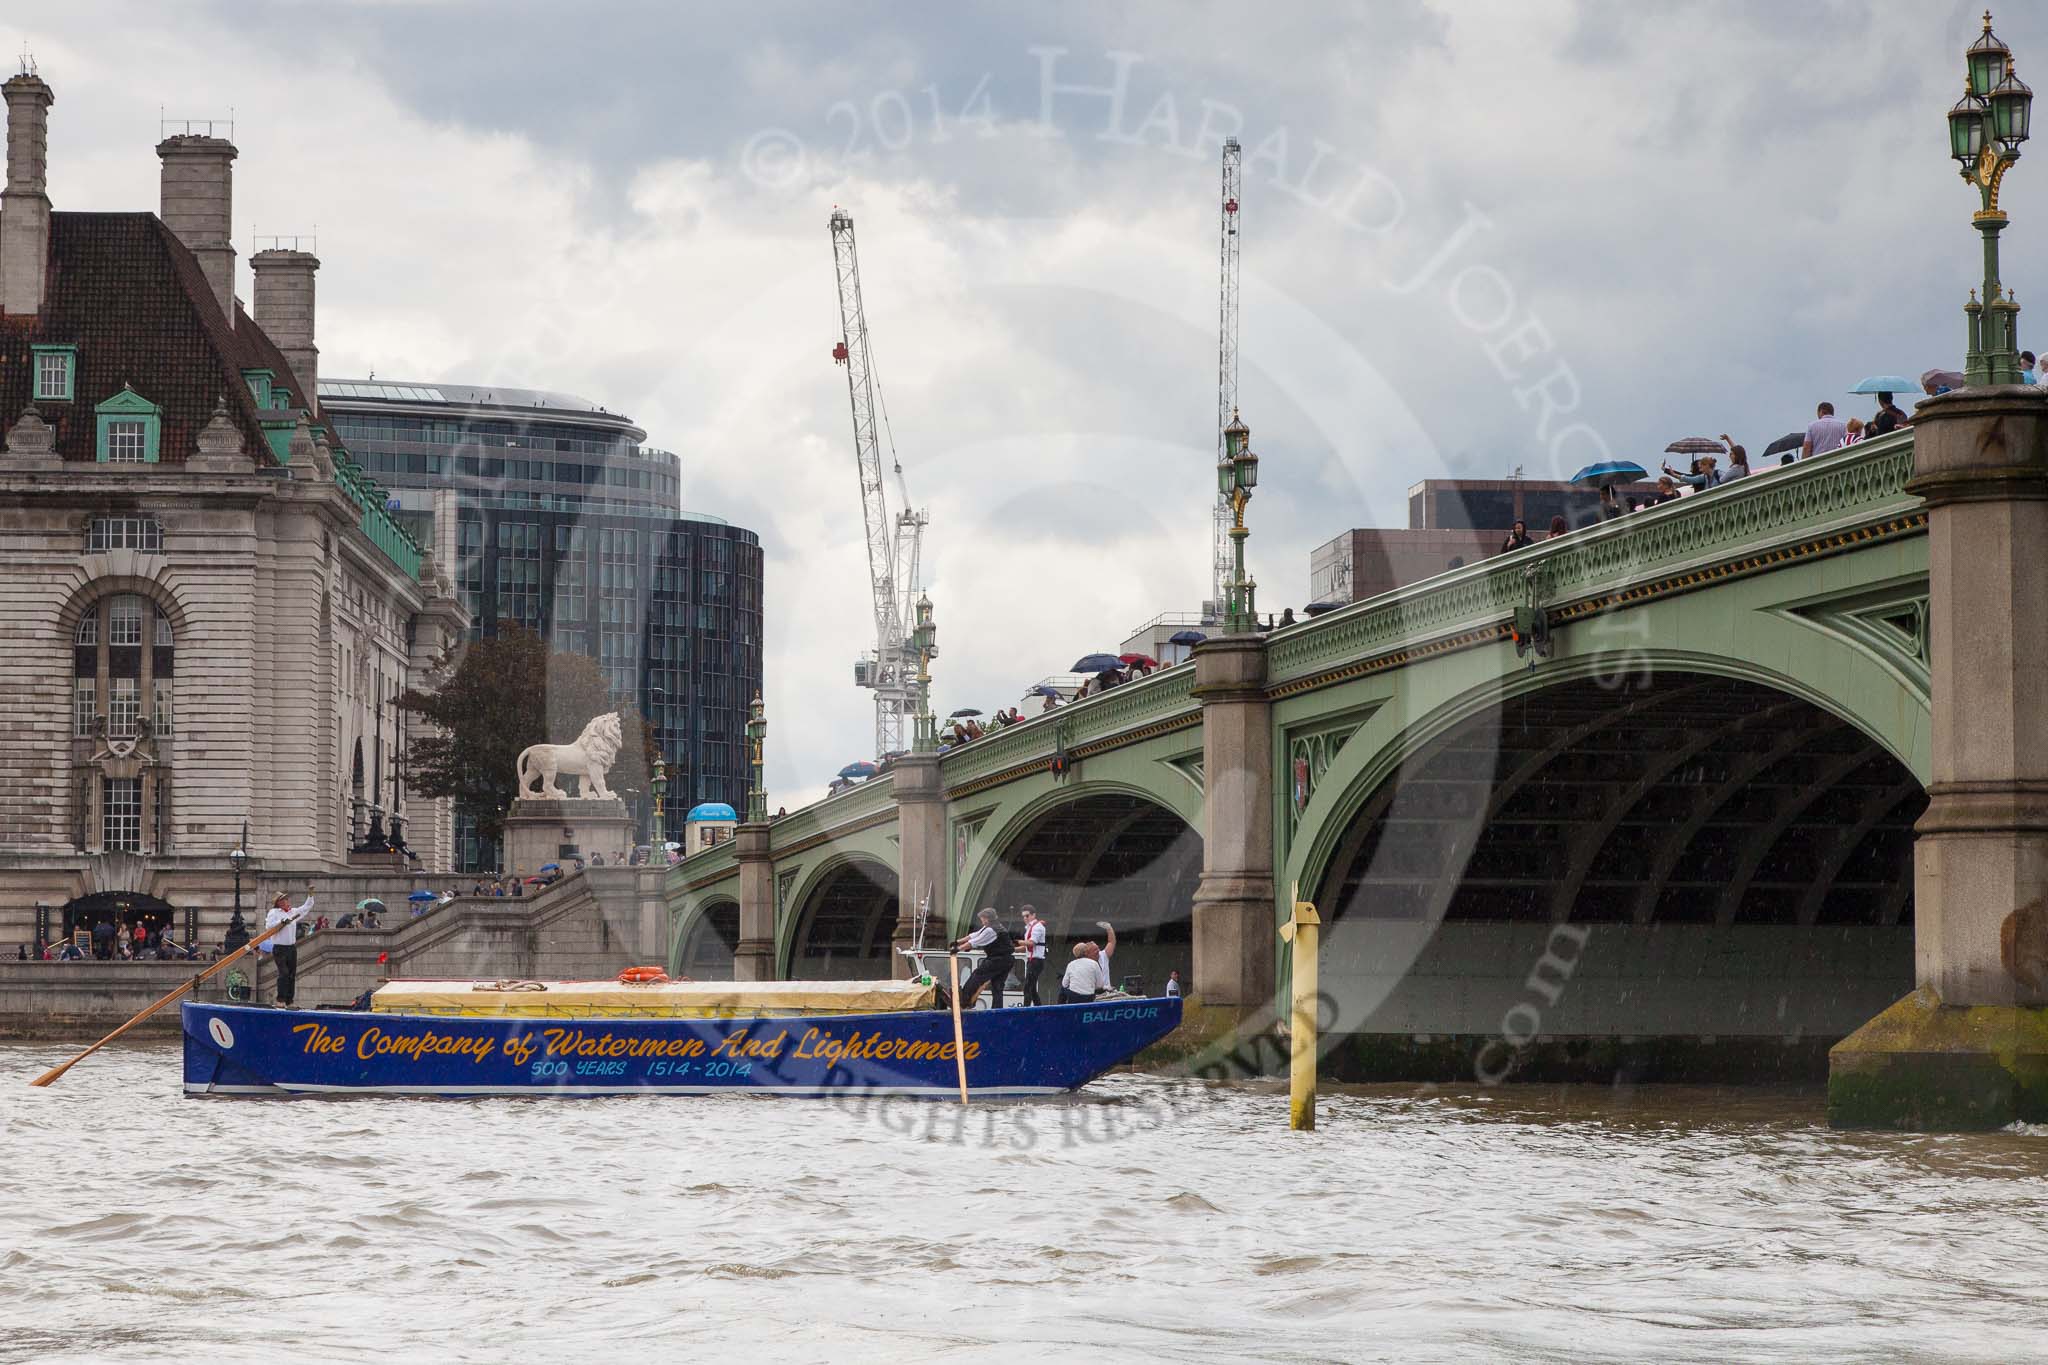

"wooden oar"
[29,918,294,1088]
[946,952,970,1105]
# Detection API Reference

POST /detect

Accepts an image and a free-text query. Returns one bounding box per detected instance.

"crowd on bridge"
[1494,362,2028,557]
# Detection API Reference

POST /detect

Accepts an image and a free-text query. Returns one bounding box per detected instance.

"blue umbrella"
[837,760,879,779]
[1849,375,1920,396]
[539,862,560,872]
[1028,684,1062,698]
[1569,460,1648,489]
[1072,653,1122,673]
[1168,629,1207,646]
[406,890,437,903]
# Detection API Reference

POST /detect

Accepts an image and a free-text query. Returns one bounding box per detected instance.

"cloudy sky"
[32,1,2045,804]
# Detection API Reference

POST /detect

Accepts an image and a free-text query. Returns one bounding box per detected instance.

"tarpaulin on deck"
[371,977,938,1019]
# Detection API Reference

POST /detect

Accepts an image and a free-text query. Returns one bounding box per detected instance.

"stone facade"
[0,72,467,954]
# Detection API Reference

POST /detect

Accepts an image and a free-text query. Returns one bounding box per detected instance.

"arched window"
[73,594,174,742]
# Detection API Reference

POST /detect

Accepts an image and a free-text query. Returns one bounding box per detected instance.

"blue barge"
[180,994,1182,1098]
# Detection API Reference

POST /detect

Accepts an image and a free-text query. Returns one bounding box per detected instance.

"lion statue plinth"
[517,712,624,801]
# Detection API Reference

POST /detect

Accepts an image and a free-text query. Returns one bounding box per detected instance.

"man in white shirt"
[1018,906,1048,1007]
[261,882,316,1008]
[1059,944,1106,1004]
[1801,402,1848,460]
[1090,920,1118,994]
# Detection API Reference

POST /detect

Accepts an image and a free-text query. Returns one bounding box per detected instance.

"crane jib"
[829,209,927,759]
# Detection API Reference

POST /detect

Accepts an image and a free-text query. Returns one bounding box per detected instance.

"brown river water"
[1,1042,2044,1363]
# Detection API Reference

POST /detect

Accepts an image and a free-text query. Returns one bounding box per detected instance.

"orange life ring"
[617,966,670,985]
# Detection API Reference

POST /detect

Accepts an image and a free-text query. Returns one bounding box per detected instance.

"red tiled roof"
[0,212,313,464]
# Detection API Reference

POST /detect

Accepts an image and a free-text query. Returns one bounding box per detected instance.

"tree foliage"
[398,624,657,845]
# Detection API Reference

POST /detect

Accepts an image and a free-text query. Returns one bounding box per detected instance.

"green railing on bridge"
[1267,432,1921,688]
[939,664,1201,789]
[763,771,898,849]
[663,771,901,896]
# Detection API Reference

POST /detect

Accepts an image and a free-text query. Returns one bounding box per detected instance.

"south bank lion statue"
[516,712,624,801]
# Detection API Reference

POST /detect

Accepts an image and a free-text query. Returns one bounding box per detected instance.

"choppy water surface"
[3,1044,2045,1363]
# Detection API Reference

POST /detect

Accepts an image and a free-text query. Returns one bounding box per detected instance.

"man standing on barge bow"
[260,882,316,1009]
[953,908,1016,1010]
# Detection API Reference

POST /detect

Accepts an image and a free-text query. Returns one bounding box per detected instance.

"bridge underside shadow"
[978,793,1200,998]
[1313,670,1924,1081]
[679,900,739,980]
[785,860,899,980]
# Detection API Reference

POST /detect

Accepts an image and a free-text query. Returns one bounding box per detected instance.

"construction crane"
[829,207,929,759]
[1211,137,1242,619]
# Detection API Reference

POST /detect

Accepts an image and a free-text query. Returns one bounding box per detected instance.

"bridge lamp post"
[745,694,768,823]
[650,756,667,848]
[1948,11,2032,385]
[1216,409,1260,635]
[911,594,938,754]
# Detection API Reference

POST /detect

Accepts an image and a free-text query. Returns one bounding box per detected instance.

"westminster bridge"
[664,390,2048,1128]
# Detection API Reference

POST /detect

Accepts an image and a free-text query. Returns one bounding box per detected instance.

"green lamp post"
[745,694,768,822]
[649,755,667,848]
[1216,409,1261,634]
[911,594,939,754]
[1948,11,2033,386]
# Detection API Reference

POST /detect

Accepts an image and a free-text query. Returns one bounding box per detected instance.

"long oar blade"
[29,919,289,1087]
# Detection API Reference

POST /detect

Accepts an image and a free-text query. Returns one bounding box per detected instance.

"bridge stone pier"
[1828,387,2048,1130]
[664,422,2048,1128]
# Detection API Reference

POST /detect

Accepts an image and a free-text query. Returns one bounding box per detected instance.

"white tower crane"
[1211,137,1242,619]
[829,208,928,759]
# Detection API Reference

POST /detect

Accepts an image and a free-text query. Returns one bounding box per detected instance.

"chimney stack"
[155,132,237,323]
[0,72,55,317]
[251,247,319,413]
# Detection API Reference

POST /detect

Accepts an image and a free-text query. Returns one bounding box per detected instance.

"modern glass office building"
[320,380,763,870]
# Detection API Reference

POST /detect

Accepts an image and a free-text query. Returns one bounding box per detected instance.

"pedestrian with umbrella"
[1660,436,1725,493]
[1761,431,1804,465]
[1570,459,1648,519]
[1848,377,1917,438]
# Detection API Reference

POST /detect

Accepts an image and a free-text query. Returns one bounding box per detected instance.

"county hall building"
[0,70,467,951]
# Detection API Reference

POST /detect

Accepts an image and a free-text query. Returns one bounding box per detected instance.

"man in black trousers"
[1018,906,1048,1006]
[952,908,1016,1010]
[261,882,316,1009]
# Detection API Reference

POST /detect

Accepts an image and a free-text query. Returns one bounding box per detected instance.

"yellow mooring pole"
[1277,885,1321,1131]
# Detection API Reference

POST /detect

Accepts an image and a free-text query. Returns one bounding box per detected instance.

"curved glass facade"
[321,379,763,871]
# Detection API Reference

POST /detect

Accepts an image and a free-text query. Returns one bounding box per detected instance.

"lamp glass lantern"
[1990,68,2033,146]
[1970,24,2011,97]
[1951,90,1991,163]
[651,756,667,802]
[1237,447,1260,491]
[914,594,936,655]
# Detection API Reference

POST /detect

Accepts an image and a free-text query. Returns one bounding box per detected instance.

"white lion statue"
[517,712,624,801]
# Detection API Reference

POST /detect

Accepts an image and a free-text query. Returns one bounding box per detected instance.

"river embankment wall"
[0,867,668,1040]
